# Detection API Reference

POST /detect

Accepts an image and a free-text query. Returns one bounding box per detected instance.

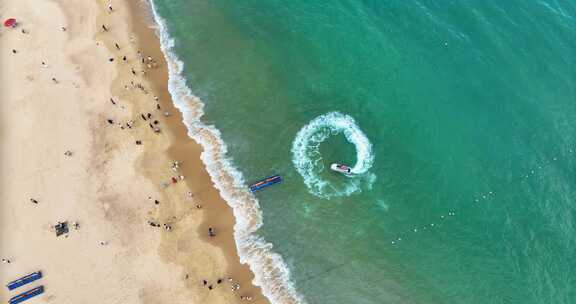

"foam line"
[148,1,305,303]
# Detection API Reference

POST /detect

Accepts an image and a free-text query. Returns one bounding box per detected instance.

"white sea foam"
[291,112,375,198]
[147,2,304,304]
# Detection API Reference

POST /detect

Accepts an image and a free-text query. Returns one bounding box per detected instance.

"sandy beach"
[0,0,267,303]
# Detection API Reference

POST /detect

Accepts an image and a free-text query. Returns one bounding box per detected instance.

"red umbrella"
[4,18,17,28]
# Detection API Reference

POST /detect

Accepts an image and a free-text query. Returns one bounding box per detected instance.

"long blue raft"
[6,271,42,291]
[9,286,44,304]
[249,175,282,192]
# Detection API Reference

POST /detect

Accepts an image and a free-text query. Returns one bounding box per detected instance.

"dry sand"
[0,0,268,303]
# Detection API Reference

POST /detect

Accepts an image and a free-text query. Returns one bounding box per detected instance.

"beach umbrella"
[4,18,17,28]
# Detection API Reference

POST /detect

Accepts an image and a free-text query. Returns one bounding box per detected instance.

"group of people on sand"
[200,277,252,300]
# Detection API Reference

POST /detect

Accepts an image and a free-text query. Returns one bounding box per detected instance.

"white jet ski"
[330,163,352,175]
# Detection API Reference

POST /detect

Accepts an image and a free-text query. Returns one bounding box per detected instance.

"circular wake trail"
[291,112,375,198]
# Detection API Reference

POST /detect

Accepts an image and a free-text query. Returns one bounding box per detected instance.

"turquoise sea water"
[151,1,576,303]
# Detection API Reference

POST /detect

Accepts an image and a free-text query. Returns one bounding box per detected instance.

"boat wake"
[148,2,304,304]
[291,112,375,199]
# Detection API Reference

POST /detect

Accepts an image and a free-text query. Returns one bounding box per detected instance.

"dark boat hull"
[9,286,44,304]
[249,175,282,192]
[6,271,42,291]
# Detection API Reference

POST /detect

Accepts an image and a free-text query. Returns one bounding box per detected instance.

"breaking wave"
[291,112,375,198]
[148,2,304,304]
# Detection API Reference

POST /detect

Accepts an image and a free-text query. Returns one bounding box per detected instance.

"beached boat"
[9,286,44,304]
[330,163,352,175]
[6,271,42,291]
[249,175,282,192]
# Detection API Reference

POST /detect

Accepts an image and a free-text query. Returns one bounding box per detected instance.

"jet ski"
[330,163,352,175]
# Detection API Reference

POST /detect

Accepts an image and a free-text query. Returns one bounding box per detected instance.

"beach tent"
[54,222,69,237]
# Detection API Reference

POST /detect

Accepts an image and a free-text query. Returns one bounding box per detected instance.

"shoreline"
[142,1,304,303]
[124,0,270,302]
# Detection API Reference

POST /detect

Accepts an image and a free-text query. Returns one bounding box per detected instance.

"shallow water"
[152,0,576,303]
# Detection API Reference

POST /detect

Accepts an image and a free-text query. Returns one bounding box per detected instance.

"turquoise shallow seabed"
[152,0,576,303]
